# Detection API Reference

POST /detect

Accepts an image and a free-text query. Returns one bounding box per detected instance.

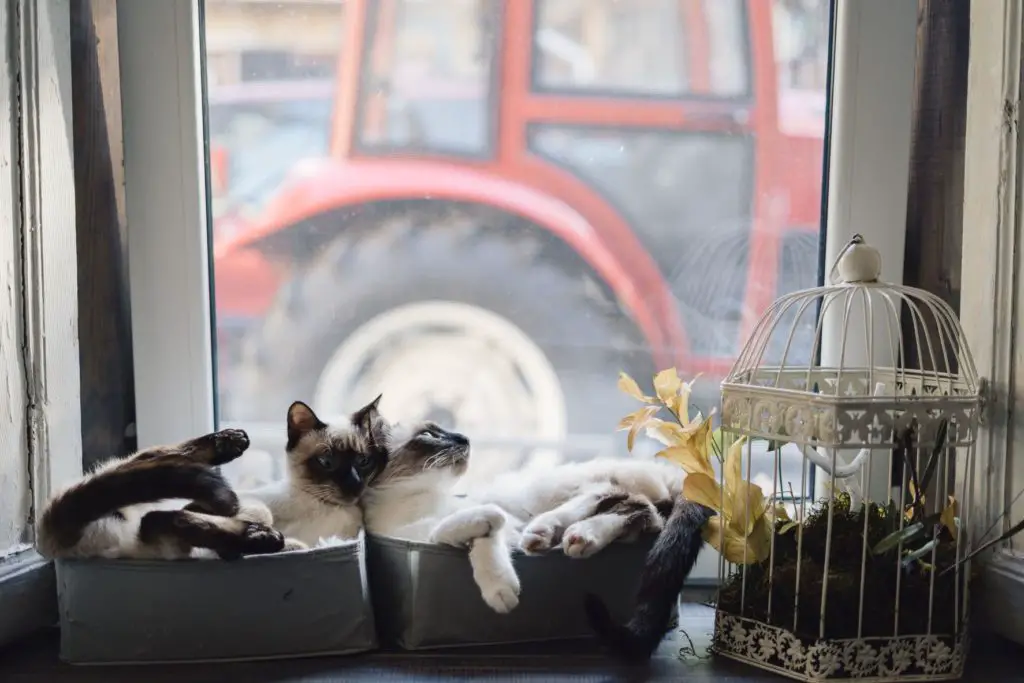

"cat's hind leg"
[139,508,285,561]
[563,495,662,558]
[36,429,251,559]
[520,486,625,554]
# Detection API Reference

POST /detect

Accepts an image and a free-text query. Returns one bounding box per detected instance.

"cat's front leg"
[469,532,521,613]
[428,504,506,546]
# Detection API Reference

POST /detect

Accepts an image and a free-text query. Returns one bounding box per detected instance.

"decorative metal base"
[712,612,967,682]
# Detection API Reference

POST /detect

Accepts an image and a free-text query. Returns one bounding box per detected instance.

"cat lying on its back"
[37,429,289,560]
[359,409,712,653]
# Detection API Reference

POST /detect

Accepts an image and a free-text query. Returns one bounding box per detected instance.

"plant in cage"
[614,235,1018,680]
[698,235,990,681]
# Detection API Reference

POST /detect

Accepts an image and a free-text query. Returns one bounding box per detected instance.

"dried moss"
[715,493,972,642]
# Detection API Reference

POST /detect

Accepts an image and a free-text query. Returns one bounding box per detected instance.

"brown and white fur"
[37,429,287,561]
[240,397,390,548]
[361,419,685,614]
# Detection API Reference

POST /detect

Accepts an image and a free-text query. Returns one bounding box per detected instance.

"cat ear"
[287,401,324,448]
[352,394,388,448]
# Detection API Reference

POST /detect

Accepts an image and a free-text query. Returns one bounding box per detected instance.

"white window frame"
[959,0,1024,645]
[0,0,83,646]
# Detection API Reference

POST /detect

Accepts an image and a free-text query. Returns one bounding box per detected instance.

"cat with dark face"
[361,414,703,624]
[241,396,390,547]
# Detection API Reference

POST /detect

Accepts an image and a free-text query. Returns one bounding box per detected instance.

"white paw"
[563,528,599,558]
[520,522,557,554]
[478,571,521,613]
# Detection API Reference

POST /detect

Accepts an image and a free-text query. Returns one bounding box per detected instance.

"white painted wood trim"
[958,0,1024,644]
[815,0,918,501]
[0,0,80,647]
[119,0,216,448]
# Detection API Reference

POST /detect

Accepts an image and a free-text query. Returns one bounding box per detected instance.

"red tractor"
[209,0,827,471]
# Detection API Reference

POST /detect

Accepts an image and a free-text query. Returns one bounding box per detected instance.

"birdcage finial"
[828,233,882,284]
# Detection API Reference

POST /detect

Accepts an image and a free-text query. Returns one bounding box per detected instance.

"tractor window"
[532,0,749,98]
[356,0,500,157]
[208,90,334,230]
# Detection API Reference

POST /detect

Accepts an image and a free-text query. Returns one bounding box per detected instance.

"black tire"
[224,208,654,456]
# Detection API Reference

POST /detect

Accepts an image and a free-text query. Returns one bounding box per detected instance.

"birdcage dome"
[721,234,981,450]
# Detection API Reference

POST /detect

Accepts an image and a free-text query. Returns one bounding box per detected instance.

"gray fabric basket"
[55,534,377,664]
[366,532,653,649]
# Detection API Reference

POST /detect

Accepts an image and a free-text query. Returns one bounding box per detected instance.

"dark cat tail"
[36,431,247,559]
[585,498,715,662]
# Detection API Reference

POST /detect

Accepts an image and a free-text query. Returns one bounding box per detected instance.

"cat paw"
[239,522,285,556]
[210,428,251,465]
[478,573,521,614]
[521,522,558,554]
[563,528,600,558]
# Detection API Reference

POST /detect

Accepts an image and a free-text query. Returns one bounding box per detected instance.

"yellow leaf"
[617,406,655,431]
[904,505,915,522]
[626,405,660,452]
[653,368,682,415]
[645,419,687,447]
[703,515,772,564]
[682,472,724,512]
[618,372,655,403]
[677,374,702,423]
[779,521,799,535]
[940,496,959,540]
[729,480,767,536]
[774,503,791,522]
[657,444,715,478]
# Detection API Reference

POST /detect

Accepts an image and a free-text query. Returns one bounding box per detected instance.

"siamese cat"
[361,415,708,627]
[240,397,390,548]
[37,428,288,560]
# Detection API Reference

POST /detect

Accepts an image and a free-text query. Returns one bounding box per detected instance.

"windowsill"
[3,603,1022,681]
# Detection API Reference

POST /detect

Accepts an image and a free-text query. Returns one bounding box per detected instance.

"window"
[532,0,749,98]
[355,0,500,156]
[118,0,920,592]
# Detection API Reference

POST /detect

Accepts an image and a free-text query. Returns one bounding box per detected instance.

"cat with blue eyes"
[240,396,390,548]
[34,397,388,560]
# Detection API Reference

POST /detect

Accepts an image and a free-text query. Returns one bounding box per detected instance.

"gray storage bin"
[366,532,653,649]
[55,534,377,664]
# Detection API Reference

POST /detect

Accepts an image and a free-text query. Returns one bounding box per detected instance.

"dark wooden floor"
[2,604,1021,682]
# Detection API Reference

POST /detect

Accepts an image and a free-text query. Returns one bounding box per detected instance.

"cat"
[584,498,715,662]
[36,428,288,561]
[361,416,696,615]
[239,396,390,548]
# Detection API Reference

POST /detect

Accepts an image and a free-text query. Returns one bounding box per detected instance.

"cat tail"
[584,498,715,662]
[37,445,240,559]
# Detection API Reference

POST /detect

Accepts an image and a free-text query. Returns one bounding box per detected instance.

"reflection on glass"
[204,0,831,492]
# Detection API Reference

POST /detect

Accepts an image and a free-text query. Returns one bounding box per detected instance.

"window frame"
[0,0,948,644]
[0,0,83,647]
[958,0,1024,645]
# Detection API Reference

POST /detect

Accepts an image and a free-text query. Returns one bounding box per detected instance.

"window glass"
[356,0,499,156]
[532,0,749,97]
[203,0,831,500]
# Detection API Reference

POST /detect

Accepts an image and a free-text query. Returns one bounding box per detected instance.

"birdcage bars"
[709,236,981,682]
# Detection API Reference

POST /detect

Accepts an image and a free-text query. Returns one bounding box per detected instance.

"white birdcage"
[710,235,982,681]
